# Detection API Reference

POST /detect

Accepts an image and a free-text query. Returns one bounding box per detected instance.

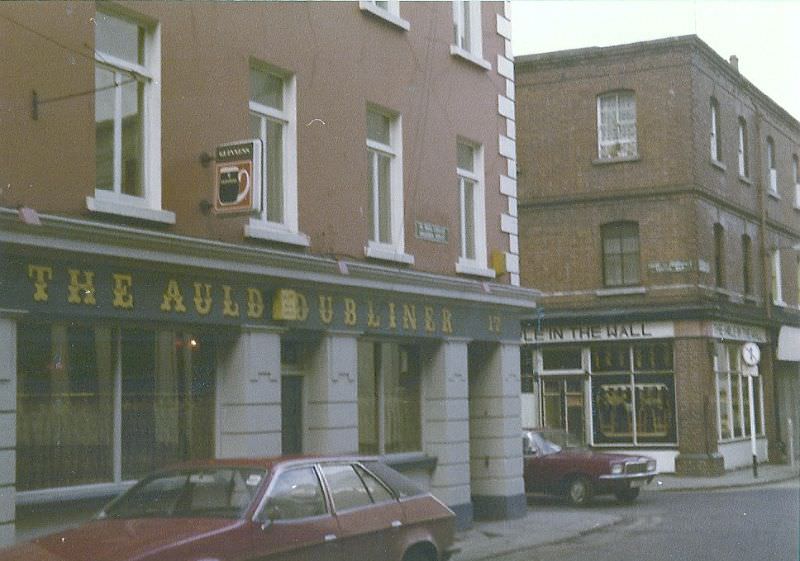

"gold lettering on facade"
[424,306,436,333]
[441,308,453,334]
[27,264,53,302]
[367,301,381,328]
[402,304,417,331]
[67,269,97,305]
[296,292,309,321]
[112,274,134,309]
[319,295,334,324]
[222,285,240,317]
[193,283,213,315]
[387,302,397,329]
[161,280,187,312]
[246,288,264,319]
[344,298,357,326]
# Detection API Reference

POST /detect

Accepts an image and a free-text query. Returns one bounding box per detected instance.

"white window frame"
[88,8,173,224]
[358,0,409,30]
[245,65,307,247]
[450,1,490,70]
[772,249,784,305]
[715,344,765,442]
[596,92,638,160]
[710,98,722,163]
[737,118,749,178]
[455,139,493,277]
[767,137,778,195]
[365,106,412,264]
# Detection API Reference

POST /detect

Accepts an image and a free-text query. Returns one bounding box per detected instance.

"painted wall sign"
[524,321,675,344]
[214,139,262,214]
[414,221,448,244]
[3,254,521,342]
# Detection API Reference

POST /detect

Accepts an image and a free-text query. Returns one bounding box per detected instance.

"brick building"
[515,36,799,476]
[0,1,533,542]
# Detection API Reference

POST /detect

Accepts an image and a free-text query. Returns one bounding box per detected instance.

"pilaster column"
[422,339,472,529]
[469,342,526,520]
[305,332,359,455]
[216,327,282,458]
[0,314,19,546]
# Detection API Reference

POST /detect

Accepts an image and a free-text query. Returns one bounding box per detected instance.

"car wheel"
[566,476,593,506]
[401,543,438,561]
[614,486,640,503]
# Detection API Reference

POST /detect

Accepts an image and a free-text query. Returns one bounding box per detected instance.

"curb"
[651,471,800,493]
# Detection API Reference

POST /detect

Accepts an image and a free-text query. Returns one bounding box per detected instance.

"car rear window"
[361,462,425,498]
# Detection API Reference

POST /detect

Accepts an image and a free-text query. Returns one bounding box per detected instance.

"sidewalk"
[453,464,799,561]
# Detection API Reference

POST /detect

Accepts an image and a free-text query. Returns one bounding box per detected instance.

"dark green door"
[281,376,303,454]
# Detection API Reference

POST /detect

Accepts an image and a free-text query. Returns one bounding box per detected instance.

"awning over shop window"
[777,326,800,362]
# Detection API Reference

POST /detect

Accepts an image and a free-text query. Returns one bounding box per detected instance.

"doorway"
[281,376,303,455]
[541,376,586,445]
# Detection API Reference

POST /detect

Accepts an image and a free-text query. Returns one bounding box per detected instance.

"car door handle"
[324,534,337,543]
[390,520,402,529]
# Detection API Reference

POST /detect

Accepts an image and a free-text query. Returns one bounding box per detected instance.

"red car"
[1,457,457,561]
[523,429,657,506]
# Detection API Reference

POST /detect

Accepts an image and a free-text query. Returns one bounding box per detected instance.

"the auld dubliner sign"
[4,256,519,341]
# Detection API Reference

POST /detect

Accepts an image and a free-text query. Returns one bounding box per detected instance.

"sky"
[510,0,800,122]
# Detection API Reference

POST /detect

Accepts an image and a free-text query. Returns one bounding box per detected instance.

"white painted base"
[718,438,768,470]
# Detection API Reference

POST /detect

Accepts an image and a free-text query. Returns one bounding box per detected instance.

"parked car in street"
[523,429,657,506]
[0,456,457,561]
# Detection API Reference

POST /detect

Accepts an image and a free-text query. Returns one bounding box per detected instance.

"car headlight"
[647,460,657,472]
[611,463,624,475]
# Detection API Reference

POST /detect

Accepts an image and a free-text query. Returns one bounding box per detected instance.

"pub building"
[521,319,771,474]
[1,213,535,534]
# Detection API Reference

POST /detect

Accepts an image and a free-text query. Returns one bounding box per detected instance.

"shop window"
[358,342,421,454]
[590,342,676,445]
[715,344,764,441]
[542,346,582,371]
[17,323,216,491]
[541,377,585,445]
[520,348,535,393]
[601,222,640,287]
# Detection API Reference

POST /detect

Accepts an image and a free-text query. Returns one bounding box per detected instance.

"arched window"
[601,222,640,287]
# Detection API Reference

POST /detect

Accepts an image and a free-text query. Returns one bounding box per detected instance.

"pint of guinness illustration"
[218,166,250,205]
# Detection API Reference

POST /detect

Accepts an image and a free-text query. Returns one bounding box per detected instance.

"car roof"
[166,455,381,472]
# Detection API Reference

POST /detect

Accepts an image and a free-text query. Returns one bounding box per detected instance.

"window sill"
[773,300,788,308]
[449,45,492,71]
[245,222,310,247]
[592,155,641,165]
[364,242,415,265]
[595,286,647,297]
[738,175,753,186]
[358,1,410,30]
[455,260,496,279]
[768,190,781,200]
[86,196,176,224]
[710,159,726,172]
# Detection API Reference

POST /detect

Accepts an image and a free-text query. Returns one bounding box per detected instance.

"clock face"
[741,342,761,366]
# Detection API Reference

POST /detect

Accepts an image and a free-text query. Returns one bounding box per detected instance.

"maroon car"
[523,429,657,506]
[0,457,457,561]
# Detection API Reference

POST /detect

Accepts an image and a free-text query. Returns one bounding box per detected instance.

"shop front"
[522,319,772,475]
[0,228,536,542]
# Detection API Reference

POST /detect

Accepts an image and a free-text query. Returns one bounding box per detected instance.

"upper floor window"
[91,9,172,223]
[742,234,753,297]
[601,222,640,287]
[793,154,799,207]
[766,136,777,194]
[737,117,749,178]
[366,107,410,262]
[451,1,485,64]
[456,140,490,276]
[597,92,638,160]
[771,249,783,305]
[247,64,302,245]
[358,0,409,30]
[713,224,725,289]
[710,98,722,163]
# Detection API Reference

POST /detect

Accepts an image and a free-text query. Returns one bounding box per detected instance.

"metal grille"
[624,462,649,474]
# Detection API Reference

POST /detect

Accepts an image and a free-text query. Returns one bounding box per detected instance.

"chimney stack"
[729,55,739,71]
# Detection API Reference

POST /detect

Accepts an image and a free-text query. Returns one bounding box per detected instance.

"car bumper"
[598,473,657,482]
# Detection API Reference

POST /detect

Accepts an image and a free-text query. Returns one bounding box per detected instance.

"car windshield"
[102,467,268,520]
